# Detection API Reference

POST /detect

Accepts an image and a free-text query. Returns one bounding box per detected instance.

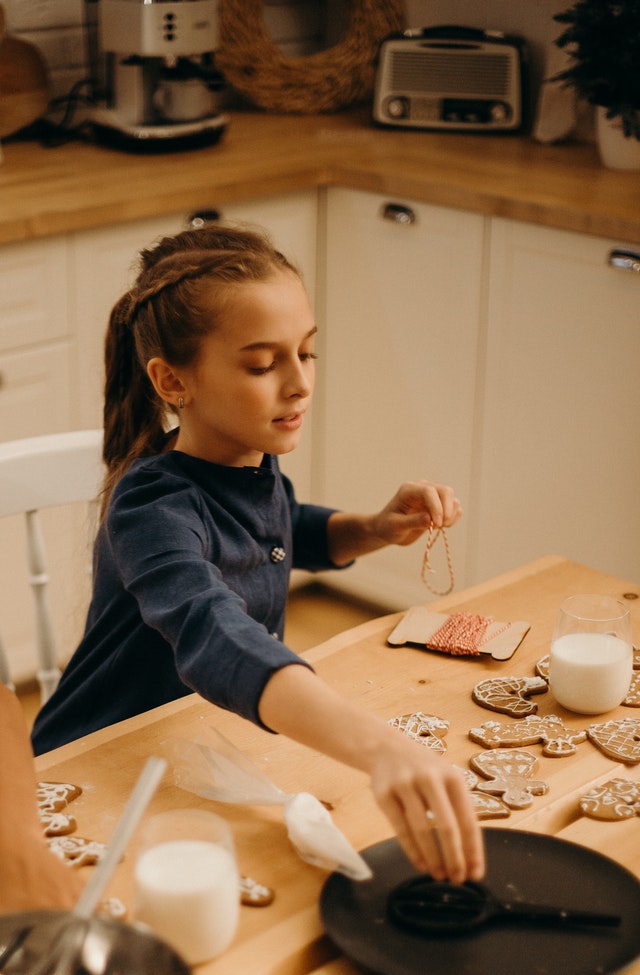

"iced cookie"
[40,811,78,837]
[388,712,449,755]
[579,778,640,820]
[48,835,107,867]
[36,781,82,814]
[588,718,640,764]
[624,672,640,707]
[472,676,548,717]
[469,791,511,820]
[535,655,550,681]
[469,714,588,757]
[470,748,548,809]
[240,876,275,906]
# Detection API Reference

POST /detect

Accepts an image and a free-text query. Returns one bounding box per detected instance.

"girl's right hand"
[368,732,485,884]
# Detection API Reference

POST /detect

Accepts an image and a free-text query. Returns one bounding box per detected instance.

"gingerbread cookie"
[579,778,640,821]
[40,811,78,837]
[388,712,449,755]
[470,748,548,809]
[588,718,640,764]
[469,714,588,757]
[469,791,511,820]
[535,655,550,681]
[472,676,548,717]
[36,781,82,814]
[48,835,107,867]
[624,671,640,707]
[240,875,275,907]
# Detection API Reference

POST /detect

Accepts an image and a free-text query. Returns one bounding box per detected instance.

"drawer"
[0,342,73,440]
[0,237,69,352]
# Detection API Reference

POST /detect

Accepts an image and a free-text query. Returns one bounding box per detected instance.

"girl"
[32,225,484,884]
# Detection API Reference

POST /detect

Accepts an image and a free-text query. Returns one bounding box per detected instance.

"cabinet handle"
[381,203,416,225]
[608,249,640,273]
[187,210,221,229]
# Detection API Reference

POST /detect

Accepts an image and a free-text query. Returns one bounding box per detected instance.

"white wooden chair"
[0,429,104,703]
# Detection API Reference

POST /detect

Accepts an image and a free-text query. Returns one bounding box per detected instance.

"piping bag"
[168,726,372,881]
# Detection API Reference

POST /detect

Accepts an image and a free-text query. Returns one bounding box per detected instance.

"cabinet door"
[0,237,69,354]
[470,218,640,583]
[319,188,484,608]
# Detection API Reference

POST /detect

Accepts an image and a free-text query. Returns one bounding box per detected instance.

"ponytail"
[101,291,171,518]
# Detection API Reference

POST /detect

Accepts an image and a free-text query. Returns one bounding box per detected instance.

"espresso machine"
[85,0,228,150]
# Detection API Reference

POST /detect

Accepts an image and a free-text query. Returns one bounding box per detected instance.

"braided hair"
[101,224,300,516]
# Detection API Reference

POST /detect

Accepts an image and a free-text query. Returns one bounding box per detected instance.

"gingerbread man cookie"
[388,712,449,755]
[469,714,588,757]
[470,749,548,809]
[579,778,640,821]
[588,718,640,764]
[472,676,548,717]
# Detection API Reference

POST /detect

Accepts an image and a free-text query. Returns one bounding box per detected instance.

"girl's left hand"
[372,480,462,547]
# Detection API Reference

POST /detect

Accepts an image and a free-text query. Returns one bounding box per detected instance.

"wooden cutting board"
[0,3,51,138]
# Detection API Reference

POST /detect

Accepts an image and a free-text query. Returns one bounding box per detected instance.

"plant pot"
[596,106,640,170]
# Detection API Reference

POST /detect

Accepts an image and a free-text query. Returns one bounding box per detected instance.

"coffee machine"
[85,0,227,150]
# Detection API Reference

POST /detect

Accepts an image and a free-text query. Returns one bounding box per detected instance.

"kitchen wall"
[4,0,570,127]
[2,0,329,99]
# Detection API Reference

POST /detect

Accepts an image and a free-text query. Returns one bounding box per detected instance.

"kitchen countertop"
[1,106,640,246]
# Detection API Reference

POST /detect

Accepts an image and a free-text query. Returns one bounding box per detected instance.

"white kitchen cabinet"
[316,187,485,608]
[73,191,318,498]
[0,238,79,681]
[468,218,640,584]
[0,237,71,437]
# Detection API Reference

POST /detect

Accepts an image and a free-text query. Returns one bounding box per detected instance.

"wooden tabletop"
[34,555,640,975]
[2,108,640,246]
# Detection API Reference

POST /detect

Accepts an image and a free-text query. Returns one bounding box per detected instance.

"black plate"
[320,829,640,975]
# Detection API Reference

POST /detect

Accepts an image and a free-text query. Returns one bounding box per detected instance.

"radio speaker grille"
[390,51,512,96]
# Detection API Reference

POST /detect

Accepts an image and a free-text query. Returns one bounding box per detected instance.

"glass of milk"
[133,808,240,965]
[549,594,633,714]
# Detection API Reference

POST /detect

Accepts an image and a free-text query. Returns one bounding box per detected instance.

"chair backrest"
[0,429,104,703]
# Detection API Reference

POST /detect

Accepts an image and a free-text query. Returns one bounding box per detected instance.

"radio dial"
[386,97,409,119]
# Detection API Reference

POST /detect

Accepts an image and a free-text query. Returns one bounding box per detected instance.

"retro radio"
[373,25,528,132]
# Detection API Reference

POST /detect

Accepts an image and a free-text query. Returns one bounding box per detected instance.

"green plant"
[553,0,640,139]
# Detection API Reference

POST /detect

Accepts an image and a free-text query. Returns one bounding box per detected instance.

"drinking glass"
[549,594,633,714]
[133,808,240,965]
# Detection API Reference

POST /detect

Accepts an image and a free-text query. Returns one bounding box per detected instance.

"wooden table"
[34,555,640,975]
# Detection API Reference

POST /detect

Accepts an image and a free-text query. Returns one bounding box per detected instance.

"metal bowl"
[0,911,190,974]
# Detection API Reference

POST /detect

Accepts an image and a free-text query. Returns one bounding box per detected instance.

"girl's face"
[173,270,317,467]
